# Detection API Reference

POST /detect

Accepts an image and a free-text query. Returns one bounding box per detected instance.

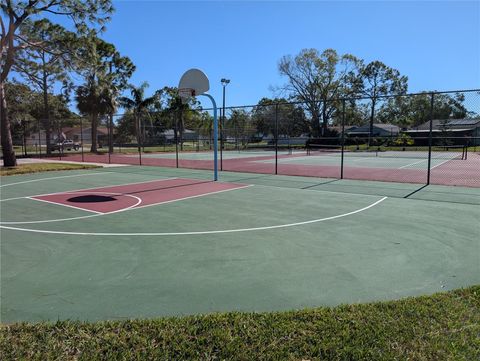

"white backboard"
[178,68,210,96]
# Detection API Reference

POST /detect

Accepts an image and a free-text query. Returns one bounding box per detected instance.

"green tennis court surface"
[134,149,292,160]
[1,166,479,323]
[255,153,456,169]
[129,149,463,169]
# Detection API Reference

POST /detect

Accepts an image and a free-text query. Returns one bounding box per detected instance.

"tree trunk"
[90,112,98,152]
[321,102,328,136]
[369,98,376,147]
[311,109,321,137]
[0,81,17,166]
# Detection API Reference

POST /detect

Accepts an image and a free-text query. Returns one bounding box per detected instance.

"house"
[404,119,480,146]
[63,126,109,146]
[25,126,109,145]
[328,125,355,135]
[25,130,47,147]
[161,129,198,142]
[345,124,400,137]
[25,129,68,147]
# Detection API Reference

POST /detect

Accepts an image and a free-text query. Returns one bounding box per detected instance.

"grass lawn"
[1,286,478,360]
[0,162,100,176]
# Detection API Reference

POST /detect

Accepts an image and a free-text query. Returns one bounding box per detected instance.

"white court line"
[0,172,112,188]
[27,196,104,215]
[28,191,143,215]
[398,154,458,170]
[0,177,178,202]
[1,192,143,224]
[128,184,253,210]
[430,158,453,169]
[398,159,427,169]
[0,184,252,225]
[0,197,387,236]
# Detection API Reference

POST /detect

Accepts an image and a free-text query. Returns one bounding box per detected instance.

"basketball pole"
[200,93,218,181]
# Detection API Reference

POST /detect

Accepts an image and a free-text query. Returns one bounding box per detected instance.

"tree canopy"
[278,48,360,136]
[74,34,135,152]
[1,0,115,165]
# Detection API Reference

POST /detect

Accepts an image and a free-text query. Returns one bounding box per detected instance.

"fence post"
[197,129,200,152]
[427,93,435,185]
[108,113,112,164]
[368,99,375,148]
[220,103,223,171]
[174,110,179,168]
[58,118,62,161]
[275,103,278,175]
[22,119,27,156]
[38,119,42,157]
[138,117,142,166]
[80,118,84,162]
[341,99,346,179]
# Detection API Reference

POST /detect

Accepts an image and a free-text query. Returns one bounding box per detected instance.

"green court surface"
[1,166,479,323]
[132,149,461,170]
[256,153,459,169]
[136,149,291,160]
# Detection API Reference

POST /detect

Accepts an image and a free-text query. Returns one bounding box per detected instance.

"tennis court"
[136,150,283,160]
[1,165,479,323]
[255,150,462,169]
[121,148,465,170]
[59,145,480,188]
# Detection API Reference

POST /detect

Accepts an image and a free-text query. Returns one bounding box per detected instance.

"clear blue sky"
[100,0,479,108]
[22,1,480,109]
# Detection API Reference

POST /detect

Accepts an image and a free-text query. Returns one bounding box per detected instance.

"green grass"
[0,162,100,176]
[1,286,478,360]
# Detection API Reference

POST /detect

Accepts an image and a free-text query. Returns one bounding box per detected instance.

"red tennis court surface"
[32,178,247,214]
[57,151,480,187]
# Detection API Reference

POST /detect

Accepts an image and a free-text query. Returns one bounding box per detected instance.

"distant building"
[25,127,109,147]
[345,124,400,137]
[404,119,480,145]
[25,130,48,147]
[63,126,109,146]
[161,129,198,142]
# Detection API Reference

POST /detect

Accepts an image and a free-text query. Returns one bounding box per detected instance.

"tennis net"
[306,144,468,160]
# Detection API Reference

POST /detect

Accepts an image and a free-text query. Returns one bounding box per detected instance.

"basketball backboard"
[178,68,218,180]
[178,68,210,98]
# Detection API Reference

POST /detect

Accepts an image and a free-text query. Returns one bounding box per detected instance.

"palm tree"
[75,76,111,152]
[74,35,135,153]
[119,82,158,148]
[198,113,214,150]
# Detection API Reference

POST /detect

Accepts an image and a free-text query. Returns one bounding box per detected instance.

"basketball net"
[179,88,195,104]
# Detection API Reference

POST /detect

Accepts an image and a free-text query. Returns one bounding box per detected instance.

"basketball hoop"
[178,69,209,101]
[178,68,219,181]
[178,88,195,104]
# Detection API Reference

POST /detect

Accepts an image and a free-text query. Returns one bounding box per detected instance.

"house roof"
[445,119,480,126]
[63,126,109,135]
[347,124,400,132]
[162,129,197,136]
[372,123,400,131]
[404,128,475,133]
[413,119,480,131]
[328,125,355,132]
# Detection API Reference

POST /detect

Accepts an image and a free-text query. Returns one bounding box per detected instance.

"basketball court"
[2,69,479,324]
[1,165,479,323]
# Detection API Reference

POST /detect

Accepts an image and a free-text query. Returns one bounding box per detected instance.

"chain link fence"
[9,89,480,187]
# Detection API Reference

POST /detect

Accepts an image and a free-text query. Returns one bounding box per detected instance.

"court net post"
[341,99,346,179]
[426,92,435,185]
